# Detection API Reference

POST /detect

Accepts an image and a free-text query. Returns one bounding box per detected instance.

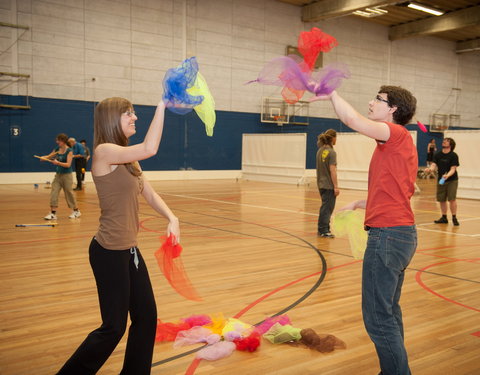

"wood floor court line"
[153,249,329,371]
[148,200,479,373]
[160,191,480,237]
[1,178,479,375]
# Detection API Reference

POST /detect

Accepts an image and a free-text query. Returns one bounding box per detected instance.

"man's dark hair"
[379,85,416,126]
[444,137,456,151]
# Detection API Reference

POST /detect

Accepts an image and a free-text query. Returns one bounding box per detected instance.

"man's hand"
[339,199,367,212]
[308,92,335,103]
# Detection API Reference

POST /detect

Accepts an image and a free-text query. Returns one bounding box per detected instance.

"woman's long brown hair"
[94,97,141,176]
[317,129,337,147]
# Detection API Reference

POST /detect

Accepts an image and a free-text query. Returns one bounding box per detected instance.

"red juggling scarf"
[298,27,338,70]
[155,234,202,301]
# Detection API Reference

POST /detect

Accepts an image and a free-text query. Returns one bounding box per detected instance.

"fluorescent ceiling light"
[353,7,388,18]
[407,2,444,16]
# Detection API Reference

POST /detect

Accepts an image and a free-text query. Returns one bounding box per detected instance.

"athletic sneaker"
[69,210,81,219]
[434,216,448,224]
[452,217,459,226]
[44,212,57,220]
[318,232,335,238]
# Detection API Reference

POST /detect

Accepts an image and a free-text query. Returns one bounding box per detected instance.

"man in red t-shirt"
[311,86,418,375]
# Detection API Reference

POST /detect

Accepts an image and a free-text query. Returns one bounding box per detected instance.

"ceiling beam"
[456,38,480,54]
[302,0,398,22]
[389,6,480,41]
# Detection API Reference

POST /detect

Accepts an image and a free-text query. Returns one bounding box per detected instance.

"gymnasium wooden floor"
[0,177,479,375]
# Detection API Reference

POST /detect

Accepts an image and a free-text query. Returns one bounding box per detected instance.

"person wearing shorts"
[425,137,460,226]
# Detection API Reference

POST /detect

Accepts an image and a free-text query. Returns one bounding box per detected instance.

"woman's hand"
[167,217,180,244]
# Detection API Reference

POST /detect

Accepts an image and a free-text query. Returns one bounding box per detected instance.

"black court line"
[80,197,480,285]
[409,267,480,284]
[151,211,328,368]
[80,197,479,369]
[178,208,480,283]
[168,207,354,258]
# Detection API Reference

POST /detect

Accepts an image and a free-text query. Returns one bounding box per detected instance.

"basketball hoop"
[430,113,449,132]
[273,115,287,126]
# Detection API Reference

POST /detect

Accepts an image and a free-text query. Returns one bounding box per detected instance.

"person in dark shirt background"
[425,137,460,226]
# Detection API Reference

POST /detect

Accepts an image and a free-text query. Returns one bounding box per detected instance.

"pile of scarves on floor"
[156,313,346,361]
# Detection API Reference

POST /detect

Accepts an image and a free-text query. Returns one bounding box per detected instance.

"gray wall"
[1,0,479,127]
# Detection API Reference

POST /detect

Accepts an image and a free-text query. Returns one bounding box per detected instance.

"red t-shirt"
[365,122,418,227]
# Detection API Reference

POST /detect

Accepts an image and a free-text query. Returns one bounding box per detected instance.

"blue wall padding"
[0,95,450,173]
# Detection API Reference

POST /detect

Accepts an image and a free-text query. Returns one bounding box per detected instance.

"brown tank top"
[93,164,143,250]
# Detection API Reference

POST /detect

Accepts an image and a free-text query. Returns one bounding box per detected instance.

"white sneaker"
[69,210,81,219]
[44,212,57,220]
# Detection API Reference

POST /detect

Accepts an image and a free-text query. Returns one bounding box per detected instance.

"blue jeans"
[362,226,417,375]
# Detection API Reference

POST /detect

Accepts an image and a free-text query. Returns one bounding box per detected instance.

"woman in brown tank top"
[57,97,180,375]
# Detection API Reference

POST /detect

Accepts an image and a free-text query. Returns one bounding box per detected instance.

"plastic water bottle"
[439,177,446,185]
[34,183,39,190]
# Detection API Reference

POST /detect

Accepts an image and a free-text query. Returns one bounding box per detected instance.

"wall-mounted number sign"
[11,125,21,137]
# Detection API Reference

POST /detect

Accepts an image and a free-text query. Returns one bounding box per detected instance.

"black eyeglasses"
[123,110,136,117]
[374,95,390,105]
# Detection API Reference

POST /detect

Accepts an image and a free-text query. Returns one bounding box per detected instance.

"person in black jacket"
[425,137,460,226]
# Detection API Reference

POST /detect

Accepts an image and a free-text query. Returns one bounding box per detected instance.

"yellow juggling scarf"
[332,210,367,260]
[186,72,216,137]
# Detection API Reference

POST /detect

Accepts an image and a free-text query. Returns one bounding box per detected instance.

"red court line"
[416,245,458,252]
[139,217,319,241]
[418,253,480,262]
[415,259,480,313]
[0,234,92,246]
[185,358,202,375]
[232,271,321,319]
[184,259,362,375]
[233,259,363,319]
[185,252,477,373]
[139,217,288,240]
[187,255,477,374]
[328,260,364,271]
